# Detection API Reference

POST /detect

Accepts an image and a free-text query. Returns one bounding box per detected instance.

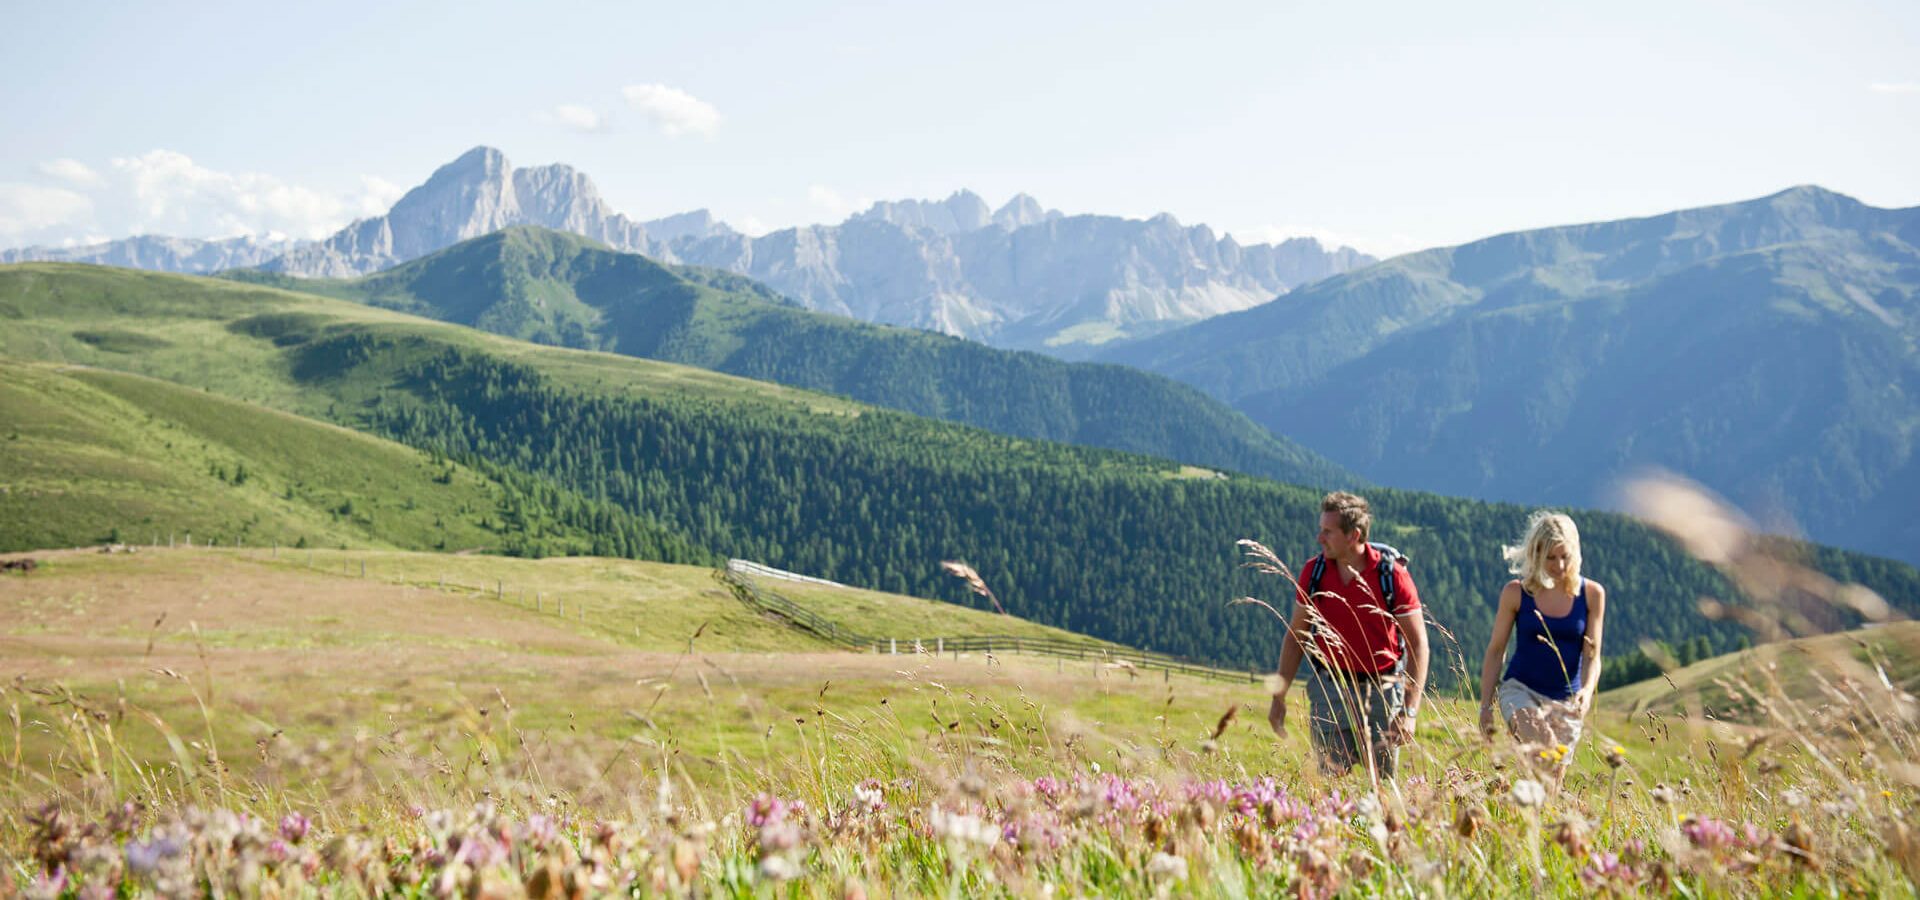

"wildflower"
[1510,779,1546,808]
[1554,818,1591,859]
[1146,851,1188,883]
[1605,745,1626,769]
[1649,784,1676,805]
[853,780,886,814]
[125,836,184,877]
[930,807,999,852]
[747,794,796,828]
[1682,816,1737,851]
[1780,788,1808,809]
[519,813,559,851]
[279,812,311,845]
[1580,851,1633,888]
[759,854,803,882]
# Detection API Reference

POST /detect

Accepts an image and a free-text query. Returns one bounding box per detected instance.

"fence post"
[889,638,896,655]
[937,637,943,655]
[360,560,366,578]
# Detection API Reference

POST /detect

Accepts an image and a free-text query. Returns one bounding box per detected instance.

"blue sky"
[3,0,1917,256]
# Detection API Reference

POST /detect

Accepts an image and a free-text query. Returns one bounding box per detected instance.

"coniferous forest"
[288,329,1920,678]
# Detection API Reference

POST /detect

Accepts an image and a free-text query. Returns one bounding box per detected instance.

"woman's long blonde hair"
[1503,510,1582,594]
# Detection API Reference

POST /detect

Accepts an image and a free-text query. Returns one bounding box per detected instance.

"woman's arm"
[1478,582,1523,732]
[1574,581,1607,710]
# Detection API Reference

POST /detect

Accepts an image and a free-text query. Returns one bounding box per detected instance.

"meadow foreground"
[4,546,1918,896]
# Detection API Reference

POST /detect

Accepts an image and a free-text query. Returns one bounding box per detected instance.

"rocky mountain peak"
[853,190,993,234]
[992,194,1058,230]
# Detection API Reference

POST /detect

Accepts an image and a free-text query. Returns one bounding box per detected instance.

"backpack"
[1307,542,1412,615]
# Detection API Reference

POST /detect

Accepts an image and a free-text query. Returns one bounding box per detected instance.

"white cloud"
[37,158,105,189]
[0,149,407,248]
[356,175,406,217]
[549,103,608,133]
[621,83,722,138]
[1230,223,1429,259]
[807,184,871,221]
[734,215,771,237]
[0,184,93,242]
[110,149,355,239]
[1868,82,1920,94]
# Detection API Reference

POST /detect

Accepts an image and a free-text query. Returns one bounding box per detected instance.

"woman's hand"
[1572,691,1593,715]
[1479,703,1497,740]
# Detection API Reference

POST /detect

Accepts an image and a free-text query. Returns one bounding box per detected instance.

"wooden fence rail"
[719,569,1258,684]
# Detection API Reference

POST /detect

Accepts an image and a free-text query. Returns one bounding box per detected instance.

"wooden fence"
[719,567,1259,684]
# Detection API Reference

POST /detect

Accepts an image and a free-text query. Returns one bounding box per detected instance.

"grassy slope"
[0,360,523,553]
[1601,621,1920,721]
[0,263,856,422]
[0,549,1238,783]
[225,228,1352,487]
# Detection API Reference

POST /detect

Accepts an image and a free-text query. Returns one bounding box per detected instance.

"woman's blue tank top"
[1504,578,1588,700]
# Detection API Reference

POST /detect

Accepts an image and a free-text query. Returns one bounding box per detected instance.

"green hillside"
[5,262,1919,673]
[1601,621,1920,723]
[1106,186,1920,564]
[223,226,1350,487]
[0,359,704,560]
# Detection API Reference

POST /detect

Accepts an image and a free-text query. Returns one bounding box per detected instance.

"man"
[1267,491,1430,778]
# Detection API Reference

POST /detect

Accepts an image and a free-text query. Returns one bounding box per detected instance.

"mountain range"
[224,225,1351,488]
[0,146,1372,352]
[1105,185,1920,564]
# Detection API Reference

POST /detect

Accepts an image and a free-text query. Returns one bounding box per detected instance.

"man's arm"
[1391,606,1430,743]
[1268,603,1312,736]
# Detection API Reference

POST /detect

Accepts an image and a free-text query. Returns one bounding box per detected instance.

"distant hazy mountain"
[674,193,1374,353]
[1106,186,1920,564]
[228,225,1353,488]
[1,146,1371,352]
[0,234,292,272]
[258,147,733,277]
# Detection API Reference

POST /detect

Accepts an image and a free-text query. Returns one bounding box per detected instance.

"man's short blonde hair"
[1322,491,1371,543]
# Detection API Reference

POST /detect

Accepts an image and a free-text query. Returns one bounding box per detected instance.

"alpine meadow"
[6,9,1920,894]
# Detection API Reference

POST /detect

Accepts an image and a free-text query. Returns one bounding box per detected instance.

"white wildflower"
[1146,852,1188,883]
[930,806,999,852]
[1510,779,1547,808]
[758,854,803,882]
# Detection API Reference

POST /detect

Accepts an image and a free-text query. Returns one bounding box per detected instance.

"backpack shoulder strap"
[1369,542,1407,614]
[1307,554,1328,597]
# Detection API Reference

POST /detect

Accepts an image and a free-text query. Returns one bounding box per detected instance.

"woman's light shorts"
[1496,677,1585,748]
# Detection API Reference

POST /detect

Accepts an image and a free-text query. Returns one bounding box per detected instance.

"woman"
[1477,511,1607,765]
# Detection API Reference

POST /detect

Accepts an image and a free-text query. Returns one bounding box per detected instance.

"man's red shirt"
[1296,543,1421,674]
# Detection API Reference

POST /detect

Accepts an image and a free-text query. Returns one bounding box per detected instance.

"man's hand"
[1267,693,1288,737]
[1388,710,1418,746]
